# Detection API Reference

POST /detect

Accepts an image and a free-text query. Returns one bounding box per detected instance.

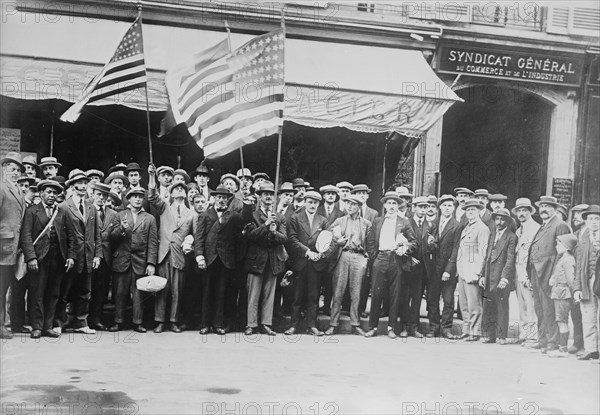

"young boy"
[548,233,578,357]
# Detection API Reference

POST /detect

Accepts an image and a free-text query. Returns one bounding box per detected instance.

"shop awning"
[1,14,461,137]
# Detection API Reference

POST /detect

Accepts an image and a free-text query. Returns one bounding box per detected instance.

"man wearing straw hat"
[39,156,61,179]
[22,155,40,179]
[527,195,571,353]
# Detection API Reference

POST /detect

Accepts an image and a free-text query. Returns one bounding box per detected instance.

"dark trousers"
[224,265,247,330]
[201,258,229,328]
[0,265,14,328]
[274,274,293,317]
[181,255,203,327]
[27,249,64,331]
[359,267,371,315]
[482,290,510,340]
[571,301,584,349]
[9,273,30,329]
[290,263,321,329]
[400,262,424,331]
[320,271,333,312]
[112,269,146,325]
[531,268,559,347]
[56,268,92,329]
[89,258,110,326]
[427,272,458,333]
[369,252,401,329]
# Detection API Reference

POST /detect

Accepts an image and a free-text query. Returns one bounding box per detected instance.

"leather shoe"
[399,330,408,338]
[426,331,440,338]
[410,330,424,339]
[324,326,335,336]
[215,327,226,336]
[364,329,377,338]
[108,324,120,332]
[481,337,496,344]
[12,326,31,334]
[307,327,323,336]
[465,335,480,342]
[42,329,60,338]
[284,327,297,335]
[74,326,96,335]
[244,326,258,335]
[154,323,164,333]
[90,323,106,331]
[578,351,599,360]
[526,342,546,349]
[568,345,583,354]
[199,327,211,335]
[387,329,398,339]
[352,326,367,336]
[441,330,459,340]
[134,325,146,333]
[170,324,182,333]
[261,325,277,336]
[457,333,470,340]
[30,329,42,339]
[360,312,368,319]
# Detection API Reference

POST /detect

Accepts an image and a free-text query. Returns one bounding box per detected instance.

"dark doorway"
[439,84,553,203]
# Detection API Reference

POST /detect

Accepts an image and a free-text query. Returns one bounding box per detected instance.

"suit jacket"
[244,208,288,276]
[483,228,517,296]
[527,214,571,292]
[59,197,101,274]
[574,227,600,300]
[361,205,379,223]
[327,215,371,269]
[195,203,253,270]
[288,210,329,273]
[481,209,494,232]
[433,216,463,278]
[20,203,75,263]
[110,209,158,275]
[148,191,194,270]
[456,218,490,283]
[366,215,416,264]
[317,203,344,228]
[0,181,26,265]
[96,206,120,267]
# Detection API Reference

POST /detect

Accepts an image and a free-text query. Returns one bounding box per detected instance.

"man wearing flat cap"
[0,152,27,339]
[148,164,194,333]
[426,195,438,226]
[156,166,174,202]
[56,169,101,334]
[527,195,571,353]
[513,198,541,345]
[19,180,75,338]
[571,204,590,234]
[39,156,61,179]
[480,208,518,344]
[276,182,296,220]
[336,181,353,214]
[252,173,270,194]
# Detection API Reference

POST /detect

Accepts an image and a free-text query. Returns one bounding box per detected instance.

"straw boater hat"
[38,156,61,169]
[582,205,600,220]
[380,191,402,204]
[535,195,560,208]
[65,169,89,187]
[438,194,457,206]
[464,198,484,210]
[511,197,536,215]
[412,196,430,206]
[395,186,414,199]
[304,191,322,202]
[336,181,353,191]
[556,234,578,253]
[351,184,371,194]
[104,172,129,188]
[91,182,111,194]
[86,169,105,180]
[473,189,490,198]
[453,187,474,196]
[1,151,25,171]
[37,179,63,194]
[236,168,252,179]
[220,173,240,188]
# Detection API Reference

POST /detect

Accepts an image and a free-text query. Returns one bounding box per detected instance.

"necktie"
[46,206,53,219]
[79,199,84,217]
[100,207,105,223]
[177,205,181,217]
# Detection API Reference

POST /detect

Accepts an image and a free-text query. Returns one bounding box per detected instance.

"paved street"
[1,329,598,415]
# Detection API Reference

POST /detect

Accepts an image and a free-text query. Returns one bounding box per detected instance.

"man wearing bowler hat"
[125,162,143,190]
[39,156,61,179]
[191,161,212,200]
[364,191,416,338]
[527,195,571,353]
[513,198,541,345]
[480,208,518,344]
[573,205,600,360]
[19,179,75,338]
[0,152,27,339]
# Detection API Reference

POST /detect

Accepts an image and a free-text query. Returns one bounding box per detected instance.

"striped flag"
[60,17,147,123]
[164,29,285,158]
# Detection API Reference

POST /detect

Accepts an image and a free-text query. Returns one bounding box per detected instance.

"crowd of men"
[0,151,598,361]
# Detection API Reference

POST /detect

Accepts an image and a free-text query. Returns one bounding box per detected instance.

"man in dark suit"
[527,195,571,352]
[284,191,329,336]
[108,188,158,332]
[0,152,27,339]
[364,192,416,338]
[56,169,101,334]
[88,182,120,331]
[401,196,436,338]
[19,179,74,338]
[244,182,288,336]
[480,208,518,344]
[194,184,253,335]
[273,181,296,320]
[427,195,463,338]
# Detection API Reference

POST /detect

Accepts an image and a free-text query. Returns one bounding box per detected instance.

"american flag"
[164,29,285,158]
[60,17,147,123]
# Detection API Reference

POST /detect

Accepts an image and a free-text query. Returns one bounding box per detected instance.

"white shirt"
[379,215,398,251]
[306,211,315,229]
[439,215,451,236]
[494,227,506,244]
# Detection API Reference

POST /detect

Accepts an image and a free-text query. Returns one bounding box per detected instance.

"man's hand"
[65,258,75,272]
[336,235,348,246]
[27,259,39,272]
[306,251,319,261]
[442,272,450,281]
[146,264,155,275]
[196,255,206,270]
[92,257,101,269]
[148,163,156,176]
[243,195,256,205]
[478,277,485,288]
[121,217,129,230]
[265,212,276,226]
[497,278,509,290]
[573,291,583,302]
[523,279,533,290]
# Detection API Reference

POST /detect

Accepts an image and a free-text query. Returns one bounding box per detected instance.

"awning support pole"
[138,3,154,164]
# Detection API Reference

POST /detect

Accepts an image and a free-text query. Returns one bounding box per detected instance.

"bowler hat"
[292,178,307,188]
[279,182,295,194]
[336,181,353,191]
[489,194,507,202]
[39,156,62,169]
[1,151,25,171]
[236,168,252,179]
[304,191,322,202]
[412,196,430,206]
[173,169,191,184]
[253,172,270,181]
[91,182,111,194]
[107,163,127,176]
[256,182,276,194]
[156,166,174,177]
[454,187,473,196]
[511,197,536,215]
[126,187,145,199]
[556,234,578,253]
[352,184,371,194]
[211,184,232,197]
[86,169,105,180]
[438,194,457,206]
[65,169,89,187]
[395,186,414,198]
[125,162,142,173]
[535,195,560,208]
[190,161,210,178]
[345,194,363,206]
[220,173,241,188]
[380,191,402,204]
[54,176,66,189]
[104,172,130,188]
[464,198,484,210]
[582,204,600,220]
[37,179,63,194]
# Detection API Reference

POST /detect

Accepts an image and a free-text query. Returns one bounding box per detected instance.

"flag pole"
[138,2,154,165]
[50,107,55,157]
[224,20,247,176]
[273,10,286,208]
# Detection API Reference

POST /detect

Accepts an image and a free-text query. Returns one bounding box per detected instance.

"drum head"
[315,230,333,253]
